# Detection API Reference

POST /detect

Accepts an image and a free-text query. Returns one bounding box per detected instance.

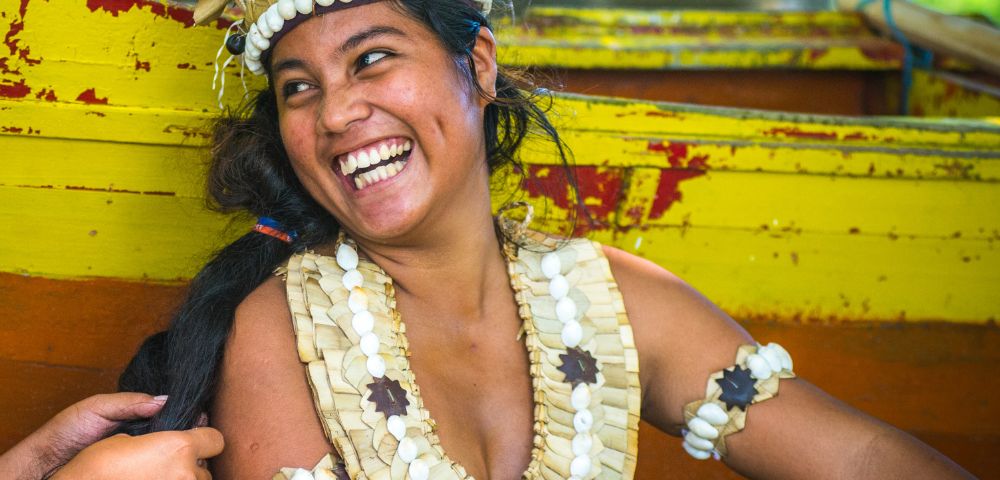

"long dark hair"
[117,0,579,434]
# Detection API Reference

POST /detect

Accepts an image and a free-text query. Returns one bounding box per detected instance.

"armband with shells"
[681,343,795,460]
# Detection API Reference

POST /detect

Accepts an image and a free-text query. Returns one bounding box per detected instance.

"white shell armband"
[681,343,795,460]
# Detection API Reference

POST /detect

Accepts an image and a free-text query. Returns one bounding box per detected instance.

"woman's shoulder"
[211,273,333,478]
[599,244,729,323]
[599,244,753,432]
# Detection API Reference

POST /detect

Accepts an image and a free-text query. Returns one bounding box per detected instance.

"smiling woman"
[109,1,977,480]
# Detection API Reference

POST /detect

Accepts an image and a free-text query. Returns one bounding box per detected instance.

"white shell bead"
[387,415,406,441]
[408,459,429,480]
[549,274,570,300]
[351,310,375,335]
[556,296,578,323]
[397,437,418,463]
[265,6,284,33]
[571,383,591,411]
[768,342,793,371]
[683,440,712,460]
[746,354,773,380]
[336,243,359,270]
[570,455,592,477]
[244,44,261,63]
[294,0,313,15]
[256,14,273,38]
[277,0,297,19]
[289,468,315,480]
[561,320,583,348]
[348,287,368,314]
[758,346,784,373]
[573,409,593,433]
[569,477,582,480]
[696,402,729,426]
[541,252,561,279]
[687,417,719,440]
[245,59,263,74]
[248,27,269,51]
[342,269,364,290]
[366,355,386,378]
[360,332,380,356]
[572,433,592,457]
[684,431,715,451]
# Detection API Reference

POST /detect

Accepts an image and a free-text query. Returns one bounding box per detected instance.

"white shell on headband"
[265,6,285,32]
[235,0,492,76]
[256,12,273,37]
[277,0,297,19]
[248,25,268,50]
[294,0,314,15]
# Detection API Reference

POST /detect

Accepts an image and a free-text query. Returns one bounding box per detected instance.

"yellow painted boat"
[1,1,997,478]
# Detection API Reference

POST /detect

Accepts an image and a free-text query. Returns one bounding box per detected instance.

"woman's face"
[270,2,497,243]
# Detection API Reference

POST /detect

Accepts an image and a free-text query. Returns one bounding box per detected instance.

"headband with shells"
[195,0,493,76]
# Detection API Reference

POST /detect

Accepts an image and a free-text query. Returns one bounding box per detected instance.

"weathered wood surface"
[496,7,906,70]
[2,1,999,478]
[508,7,999,117]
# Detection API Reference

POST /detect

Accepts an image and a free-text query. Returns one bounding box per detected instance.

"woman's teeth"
[353,159,407,190]
[340,140,412,176]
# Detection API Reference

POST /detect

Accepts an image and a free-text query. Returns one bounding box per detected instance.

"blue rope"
[856,0,934,115]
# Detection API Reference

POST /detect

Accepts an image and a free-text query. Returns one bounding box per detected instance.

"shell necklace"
[284,225,640,480]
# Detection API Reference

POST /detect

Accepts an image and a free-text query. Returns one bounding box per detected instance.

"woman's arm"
[210,276,333,479]
[603,246,974,479]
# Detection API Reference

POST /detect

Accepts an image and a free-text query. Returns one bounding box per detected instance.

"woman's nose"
[316,83,371,134]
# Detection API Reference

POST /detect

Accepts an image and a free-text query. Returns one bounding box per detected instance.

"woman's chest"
[402,312,536,479]
[283,240,642,480]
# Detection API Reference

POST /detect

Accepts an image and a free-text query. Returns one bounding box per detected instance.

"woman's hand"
[51,427,224,480]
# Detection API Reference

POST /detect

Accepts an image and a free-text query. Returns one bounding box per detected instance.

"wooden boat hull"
[1,1,998,478]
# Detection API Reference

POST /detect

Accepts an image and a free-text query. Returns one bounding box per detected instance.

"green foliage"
[910,0,1000,25]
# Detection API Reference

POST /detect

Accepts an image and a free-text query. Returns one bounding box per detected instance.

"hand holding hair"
[0,392,169,479]
[50,427,224,480]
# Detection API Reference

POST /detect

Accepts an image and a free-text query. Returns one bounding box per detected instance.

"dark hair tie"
[464,20,481,52]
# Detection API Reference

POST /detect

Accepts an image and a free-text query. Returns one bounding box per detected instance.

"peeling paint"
[86,0,195,28]
[647,141,710,169]
[75,88,108,105]
[162,125,210,139]
[33,88,55,101]
[765,127,839,141]
[0,78,29,98]
[522,165,624,232]
[2,0,41,72]
[909,70,1000,118]
[648,169,705,220]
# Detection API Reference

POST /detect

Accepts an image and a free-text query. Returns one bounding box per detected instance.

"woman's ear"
[470,26,498,107]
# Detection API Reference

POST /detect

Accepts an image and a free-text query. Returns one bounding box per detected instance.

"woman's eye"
[358,51,390,69]
[282,81,312,98]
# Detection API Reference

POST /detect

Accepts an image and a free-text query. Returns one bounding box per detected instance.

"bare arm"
[210,276,333,479]
[603,246,974,479]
